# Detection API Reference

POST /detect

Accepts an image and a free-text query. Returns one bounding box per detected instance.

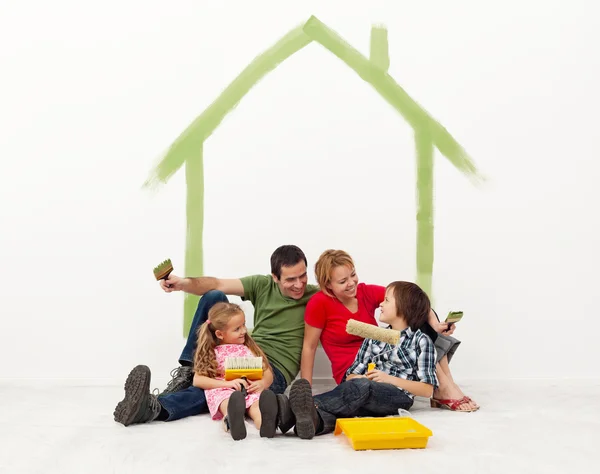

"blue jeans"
[313,378,414,434]
[158,290,288,422]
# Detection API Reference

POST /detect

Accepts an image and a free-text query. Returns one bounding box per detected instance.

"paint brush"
[224,357,263,381]
[153,258,173,281]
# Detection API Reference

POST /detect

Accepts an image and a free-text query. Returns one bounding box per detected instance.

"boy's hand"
[366,370,393,384]
[247,379,266,394]
[227,378,248,391]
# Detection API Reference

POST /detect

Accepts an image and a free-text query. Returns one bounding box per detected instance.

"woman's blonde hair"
[193,302,269,378]
[314,249,356,298]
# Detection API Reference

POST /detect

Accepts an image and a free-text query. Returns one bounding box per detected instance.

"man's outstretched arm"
[160,274,245,297]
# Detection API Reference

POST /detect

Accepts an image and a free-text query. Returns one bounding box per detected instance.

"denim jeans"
[158,290,288,421]
[178,290,228,365]
[313,378,414,434]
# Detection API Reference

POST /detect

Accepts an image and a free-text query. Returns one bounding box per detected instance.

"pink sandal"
[430,396,479,412]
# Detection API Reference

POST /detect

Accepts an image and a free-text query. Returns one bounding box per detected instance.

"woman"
[300,249,478,412]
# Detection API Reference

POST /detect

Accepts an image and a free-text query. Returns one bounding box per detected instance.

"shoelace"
[164,366,192,390]
[148,392,161,414]
[152,366,193,396]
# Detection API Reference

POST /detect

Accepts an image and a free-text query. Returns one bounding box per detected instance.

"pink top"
[204,344,261,420]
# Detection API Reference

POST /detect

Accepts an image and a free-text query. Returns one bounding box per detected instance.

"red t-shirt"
[304,283,386,384]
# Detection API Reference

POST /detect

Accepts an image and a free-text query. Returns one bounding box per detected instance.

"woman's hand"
[227,378,248,391]
[431,321,456,336]
[247,379,266,394]
[366,370,393,384]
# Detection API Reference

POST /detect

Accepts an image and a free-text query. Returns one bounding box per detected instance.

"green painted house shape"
[143,15,484,335]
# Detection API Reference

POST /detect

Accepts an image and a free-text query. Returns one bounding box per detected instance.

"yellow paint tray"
[334,417,433,451]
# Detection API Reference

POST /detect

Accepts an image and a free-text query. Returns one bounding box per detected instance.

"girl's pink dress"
[205,344,261,420]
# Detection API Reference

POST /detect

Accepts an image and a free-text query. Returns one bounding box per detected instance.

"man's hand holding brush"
[160,274,186,292]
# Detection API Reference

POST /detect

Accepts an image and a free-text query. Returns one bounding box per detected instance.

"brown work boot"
[288,379,319,440]
[114,365,161,426]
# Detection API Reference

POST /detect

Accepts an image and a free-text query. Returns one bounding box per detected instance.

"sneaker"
[288,378,319,440]
[276,393,295,434]
[258,390,278,438]
[114,365,161,426]
[160,365,194,395]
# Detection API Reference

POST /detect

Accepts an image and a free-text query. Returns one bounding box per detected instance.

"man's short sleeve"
[304,293,327,329]
[240,275,271,304]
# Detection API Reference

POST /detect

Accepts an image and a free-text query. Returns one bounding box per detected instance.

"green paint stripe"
[183,143,205,336]
[302,16,482,181]
[143,25,312,189]
[415,128,435,298]
[370,25,390,72]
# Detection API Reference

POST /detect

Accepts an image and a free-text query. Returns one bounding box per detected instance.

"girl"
[193,302,279,440]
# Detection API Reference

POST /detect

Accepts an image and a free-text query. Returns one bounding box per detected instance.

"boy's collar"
[386,324,413,335]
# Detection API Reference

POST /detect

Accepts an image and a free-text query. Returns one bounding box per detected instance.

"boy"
[279,281,439,439]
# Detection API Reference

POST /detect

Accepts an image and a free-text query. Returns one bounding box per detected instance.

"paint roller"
[346,319,400,345]
[346,319,400,372]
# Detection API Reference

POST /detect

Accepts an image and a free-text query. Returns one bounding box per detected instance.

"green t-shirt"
[240,274,318,384]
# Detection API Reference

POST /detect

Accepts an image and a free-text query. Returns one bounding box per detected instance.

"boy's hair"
[314,249,355,298]
[193,302,269,378]
[385,281,431,330]
[270,245,308,279]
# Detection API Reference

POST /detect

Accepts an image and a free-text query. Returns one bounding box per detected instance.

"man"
[113,245,318,427]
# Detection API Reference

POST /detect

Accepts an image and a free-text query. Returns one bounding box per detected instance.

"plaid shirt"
[346,327,439,398]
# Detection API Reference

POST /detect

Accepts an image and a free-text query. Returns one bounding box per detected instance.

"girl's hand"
[227,378,248,391]
[247,379,265,394]
[366,369,392,384]
[431,321,456,336]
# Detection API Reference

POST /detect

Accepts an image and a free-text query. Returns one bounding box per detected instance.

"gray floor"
[2,379,599,473]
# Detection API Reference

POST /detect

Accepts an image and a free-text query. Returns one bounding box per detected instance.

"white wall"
[1,0,599,384]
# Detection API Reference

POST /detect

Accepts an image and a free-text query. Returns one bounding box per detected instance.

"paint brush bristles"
[153,258,173,281]
[225,357,263,370]
[224,357,263,381]
[346,319,400,345]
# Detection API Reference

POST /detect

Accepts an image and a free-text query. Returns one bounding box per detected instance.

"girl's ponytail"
[193,320,219,378]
